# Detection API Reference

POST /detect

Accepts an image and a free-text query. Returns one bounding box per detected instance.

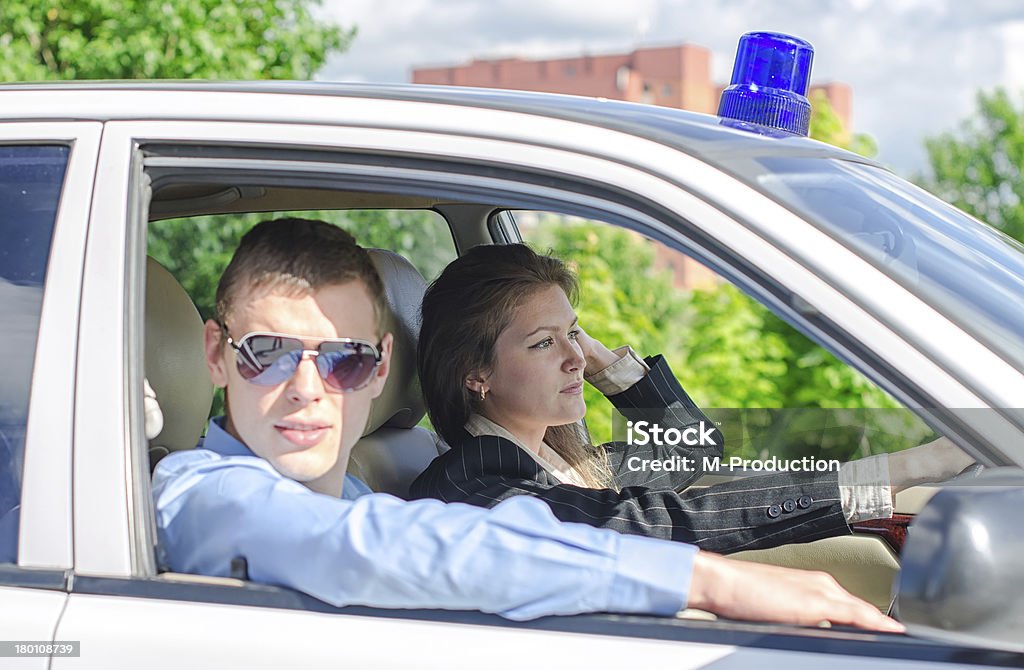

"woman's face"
[474,284,587,441]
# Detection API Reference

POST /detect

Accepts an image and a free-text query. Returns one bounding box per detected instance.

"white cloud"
[318,0,1024,176]
[1002,21,1024,91]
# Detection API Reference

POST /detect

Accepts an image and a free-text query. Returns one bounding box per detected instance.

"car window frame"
[62,573,1015,665]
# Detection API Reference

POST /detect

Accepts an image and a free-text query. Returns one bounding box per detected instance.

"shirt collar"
[202,416,257,458]
[465,413,531,452]
[201,416,370,500]
[464,413,585,486]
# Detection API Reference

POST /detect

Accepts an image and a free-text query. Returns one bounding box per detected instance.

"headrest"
[363,249,428,436]
[145,257,214,453]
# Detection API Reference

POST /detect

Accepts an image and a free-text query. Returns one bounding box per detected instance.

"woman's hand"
[688,552,904,632]
[143,378,164,441]
[888,436,976,494]
[574,327,620,374]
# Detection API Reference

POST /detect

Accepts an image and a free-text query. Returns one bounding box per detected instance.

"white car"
[1,67,1023,666]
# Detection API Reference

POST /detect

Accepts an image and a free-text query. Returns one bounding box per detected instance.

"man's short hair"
[215,218,386,332]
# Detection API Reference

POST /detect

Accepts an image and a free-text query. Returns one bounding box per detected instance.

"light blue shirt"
[153,417,696,621]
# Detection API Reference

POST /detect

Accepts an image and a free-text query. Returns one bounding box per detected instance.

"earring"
[480,388,488,401]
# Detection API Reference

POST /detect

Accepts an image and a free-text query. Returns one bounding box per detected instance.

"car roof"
[0,80,878,167]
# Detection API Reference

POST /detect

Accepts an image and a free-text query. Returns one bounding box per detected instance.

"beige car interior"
[144,188,940,612]
[144,256,213,460]
[149,185,446,221]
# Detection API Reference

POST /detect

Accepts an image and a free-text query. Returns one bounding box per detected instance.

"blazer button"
[782,499,797,513]
[798,495,813,509]
[767,504,782,518]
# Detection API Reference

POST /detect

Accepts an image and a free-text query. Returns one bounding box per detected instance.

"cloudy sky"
[315,0,1024,177]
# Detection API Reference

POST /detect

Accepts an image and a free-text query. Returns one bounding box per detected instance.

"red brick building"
[413,44,852,125]
[414,44,854,288]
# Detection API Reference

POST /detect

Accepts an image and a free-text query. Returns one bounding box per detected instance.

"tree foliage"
[808,89,877,158]
[150,210,455,322]
[921,88,1024,244]
[0,0,352,81]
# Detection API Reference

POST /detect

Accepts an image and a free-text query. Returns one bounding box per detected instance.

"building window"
[641,82,653,104]
[616,66,630,92]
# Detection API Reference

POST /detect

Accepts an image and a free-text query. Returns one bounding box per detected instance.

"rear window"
[0,145,69,563]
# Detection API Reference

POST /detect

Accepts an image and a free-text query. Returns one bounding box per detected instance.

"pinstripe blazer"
[410,355,851,554]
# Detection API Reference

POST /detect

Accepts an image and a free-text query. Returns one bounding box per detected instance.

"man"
[153,218,901,628]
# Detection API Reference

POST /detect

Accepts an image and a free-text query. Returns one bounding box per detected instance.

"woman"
[411,244,974,554]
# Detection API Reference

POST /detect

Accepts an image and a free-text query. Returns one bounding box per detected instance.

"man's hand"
[688,552,905,632]
[574,327,620,374]
[888,436,976,494]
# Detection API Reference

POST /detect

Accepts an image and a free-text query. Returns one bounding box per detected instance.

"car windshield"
[753,158,1024,374]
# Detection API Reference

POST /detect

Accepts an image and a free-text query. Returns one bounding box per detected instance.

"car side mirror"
[896,467,1024,653]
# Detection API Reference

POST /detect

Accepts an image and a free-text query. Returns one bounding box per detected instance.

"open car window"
[514,209,939,464]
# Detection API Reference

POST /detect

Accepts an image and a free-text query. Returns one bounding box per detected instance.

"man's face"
[204,280,391,496]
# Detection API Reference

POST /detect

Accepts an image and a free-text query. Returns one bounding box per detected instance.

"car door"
[0,121,101,666]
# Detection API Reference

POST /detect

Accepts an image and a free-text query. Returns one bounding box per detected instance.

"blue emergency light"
[718,31,814,137]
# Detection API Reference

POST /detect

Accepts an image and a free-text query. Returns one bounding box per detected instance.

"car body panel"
[71,121,137,578]
[53,593,741,669]
[0,586,68,669]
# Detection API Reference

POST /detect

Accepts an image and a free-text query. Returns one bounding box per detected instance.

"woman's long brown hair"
[419,243,612,489]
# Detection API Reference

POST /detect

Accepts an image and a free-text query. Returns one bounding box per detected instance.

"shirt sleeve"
[838,454,894,523]
[585,346,650,395]
[153,451,694,621]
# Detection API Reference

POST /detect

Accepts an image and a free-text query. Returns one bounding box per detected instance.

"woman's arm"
[411,435,850,554]
[575,328,724,490]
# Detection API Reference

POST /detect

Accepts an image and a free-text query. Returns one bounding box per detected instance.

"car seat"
[145,256,214,465]
[348,250,449,498]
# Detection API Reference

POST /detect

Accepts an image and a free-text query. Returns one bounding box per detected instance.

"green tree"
[677,284,789,410]
[150,210,456,322]
[808,89,878,158]
[922,87,1024,244]
[0,0,352,81]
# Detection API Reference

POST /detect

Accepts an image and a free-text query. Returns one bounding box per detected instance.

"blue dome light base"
[718,32,814,137]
